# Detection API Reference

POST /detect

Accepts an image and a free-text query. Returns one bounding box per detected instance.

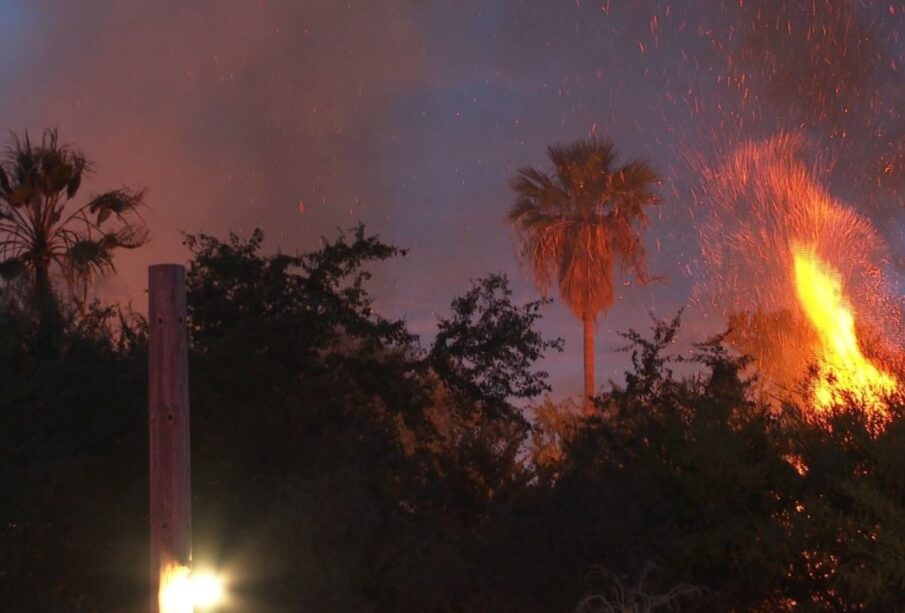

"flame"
[695,134,905,416]
[792,243,897,417]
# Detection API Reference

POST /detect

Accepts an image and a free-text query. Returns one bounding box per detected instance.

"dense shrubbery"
[3,226,905,611]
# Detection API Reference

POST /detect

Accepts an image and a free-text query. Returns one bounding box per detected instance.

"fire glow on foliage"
[792,243,898,418]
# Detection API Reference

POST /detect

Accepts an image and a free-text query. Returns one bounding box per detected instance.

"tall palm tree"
[508,137,661,415]
[0,130,148,345]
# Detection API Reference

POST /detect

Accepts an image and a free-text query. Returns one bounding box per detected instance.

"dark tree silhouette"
[0,130,147,348]
[428,273,562,421]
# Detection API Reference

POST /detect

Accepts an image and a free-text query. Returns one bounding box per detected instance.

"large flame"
[792,243,897,417]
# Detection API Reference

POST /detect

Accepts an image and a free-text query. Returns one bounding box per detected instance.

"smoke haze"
[3,1,904,394]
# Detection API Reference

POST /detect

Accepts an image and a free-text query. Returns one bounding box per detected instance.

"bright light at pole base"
[159,564,225,612]
[189,571,224,609]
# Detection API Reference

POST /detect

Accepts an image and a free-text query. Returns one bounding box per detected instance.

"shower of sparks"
[694,133,903,413]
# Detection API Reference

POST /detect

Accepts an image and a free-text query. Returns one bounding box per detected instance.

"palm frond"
[509,198,567,230]
[3,129,90,206]
[509,168,570,212]
[0,129,148,305]
[8,131,37,187]
[66,157,85,198]
[103,225,149,249]
[507,136,661,319]
[523,219,572,296]
[615,159,660,189]
[40,147,72,193]
[558,222,614,317]
[87,188,146,224]
[67,238,114,276]
[0,166,10,194]
[606,215,649,282]
[610,161,661,211]
[6,185,34,207]
[548,138,616,199]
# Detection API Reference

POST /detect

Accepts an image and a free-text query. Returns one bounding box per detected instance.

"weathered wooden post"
[148,265,192,612]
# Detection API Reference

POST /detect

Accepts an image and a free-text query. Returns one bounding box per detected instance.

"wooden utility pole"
[149,265,192,612]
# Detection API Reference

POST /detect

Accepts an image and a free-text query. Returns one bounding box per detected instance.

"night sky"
[3,1,904,397]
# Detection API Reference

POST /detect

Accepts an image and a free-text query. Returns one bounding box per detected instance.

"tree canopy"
[4,224,905,611]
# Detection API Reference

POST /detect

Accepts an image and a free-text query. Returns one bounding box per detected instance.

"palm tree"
[0,130,148,345]
[508,137,661,415]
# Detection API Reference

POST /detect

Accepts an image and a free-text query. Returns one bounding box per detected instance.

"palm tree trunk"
[34,260,50,299]
[583,314,595,416]
[33,260,60,355]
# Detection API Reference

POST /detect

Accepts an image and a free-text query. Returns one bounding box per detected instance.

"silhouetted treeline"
[3,226,905,611]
